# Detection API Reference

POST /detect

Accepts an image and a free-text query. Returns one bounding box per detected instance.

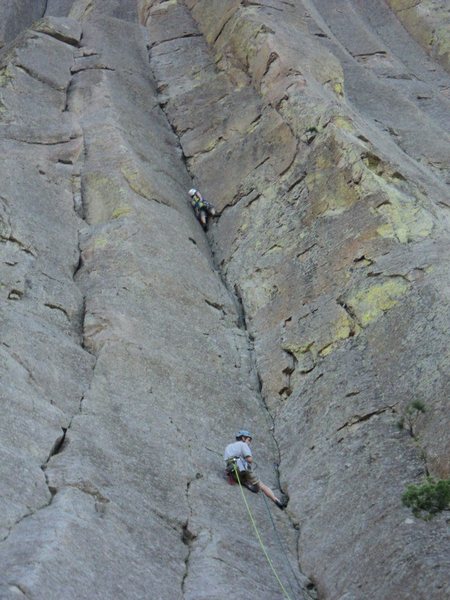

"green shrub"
[402,478,450,519]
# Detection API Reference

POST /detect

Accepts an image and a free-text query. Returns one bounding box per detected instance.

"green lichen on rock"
[347,278,410,327]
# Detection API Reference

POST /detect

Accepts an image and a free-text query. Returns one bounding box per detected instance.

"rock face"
[0,1,47,47]
[386,0,450,73]
[0,1,449,599]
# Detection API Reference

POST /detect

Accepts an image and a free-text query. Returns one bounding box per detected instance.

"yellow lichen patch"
[333,81,344,97]
[0,66,13,87]
[373,187,434,243]
[329,115,355,132]
[283,309,358,362]
[318,312,359,358]
[305,131,368,219]
[83,172,125,224]
[334,312,356,341]
[94,237,108,249]
[112,206,132,219]
[306,164,360,217]
[319,343,334,357]
[121,163,157,203]
[347,279,410,327]
[282,341,316,373]
[283,342,314,359]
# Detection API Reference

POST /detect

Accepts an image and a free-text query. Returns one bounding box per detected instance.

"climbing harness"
[188,190,215,213]
[232,462,294,600]
[226,458,258,491]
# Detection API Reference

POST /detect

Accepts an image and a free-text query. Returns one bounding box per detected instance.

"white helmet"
[188,188,197,196]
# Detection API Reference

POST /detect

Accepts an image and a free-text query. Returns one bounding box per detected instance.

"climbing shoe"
[275,499,287,510]
[243,483,259,494]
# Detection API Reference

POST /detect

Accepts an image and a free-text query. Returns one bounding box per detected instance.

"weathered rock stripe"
[0,13,92,543]
[144,5,312,597]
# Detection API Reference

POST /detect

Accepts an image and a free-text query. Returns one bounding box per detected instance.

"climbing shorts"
[239,469,260,489]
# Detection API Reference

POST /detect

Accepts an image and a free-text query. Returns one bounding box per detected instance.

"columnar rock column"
[0,3,309,599]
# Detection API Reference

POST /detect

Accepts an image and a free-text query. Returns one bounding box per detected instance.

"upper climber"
[188,188,216,229]
[224,430,287,510]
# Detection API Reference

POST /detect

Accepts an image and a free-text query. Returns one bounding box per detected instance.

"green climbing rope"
[233,464,293,600]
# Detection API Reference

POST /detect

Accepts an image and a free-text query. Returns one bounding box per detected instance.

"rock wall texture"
[0,1,449,599]
[386,0,450,73]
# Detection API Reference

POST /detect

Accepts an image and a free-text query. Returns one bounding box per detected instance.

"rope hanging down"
[233,463,294,600]
[261,494,302,599]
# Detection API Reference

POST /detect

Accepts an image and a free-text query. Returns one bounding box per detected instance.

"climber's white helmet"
[188,188,197,196]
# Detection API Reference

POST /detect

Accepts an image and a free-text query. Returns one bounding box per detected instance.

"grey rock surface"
[0,1,46,47]
[386,0,450,73]
[0,1,449,599]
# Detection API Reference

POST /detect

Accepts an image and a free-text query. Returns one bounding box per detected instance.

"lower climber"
[188,188,216,229]
[224,430,287,510]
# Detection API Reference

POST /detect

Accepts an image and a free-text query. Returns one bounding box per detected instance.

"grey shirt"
[224,440,252,472]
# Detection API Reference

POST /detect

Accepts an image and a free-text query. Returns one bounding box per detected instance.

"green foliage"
[397,400,426,437]
[410,400,426,413]
[402,478,450,520]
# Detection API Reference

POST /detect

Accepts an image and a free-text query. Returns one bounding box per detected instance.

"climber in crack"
[224,430,287,510]
[188,188,216,229]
